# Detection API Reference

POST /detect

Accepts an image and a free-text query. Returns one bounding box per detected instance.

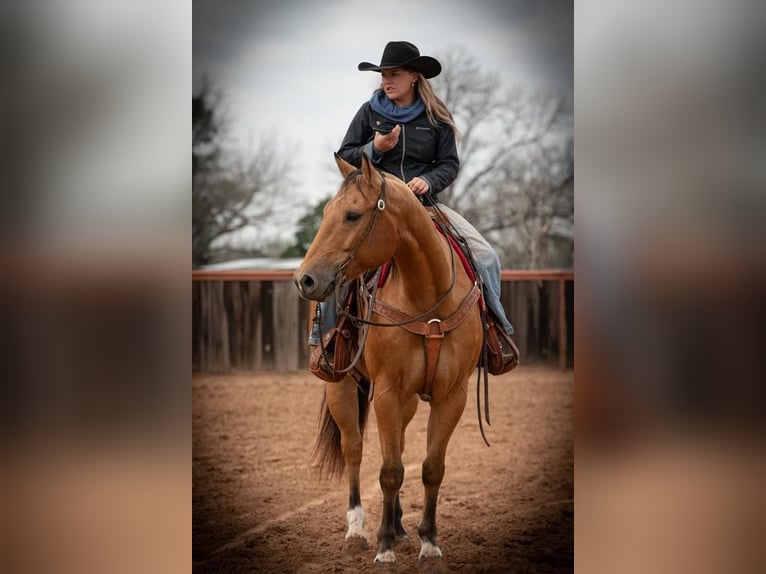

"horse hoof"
[418,541,443,565]
[343,534,369,553]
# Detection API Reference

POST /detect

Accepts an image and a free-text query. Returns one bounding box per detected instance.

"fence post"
[559,277,567,370]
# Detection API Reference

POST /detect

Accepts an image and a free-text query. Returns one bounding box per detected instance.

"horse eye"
[345,211,362,222]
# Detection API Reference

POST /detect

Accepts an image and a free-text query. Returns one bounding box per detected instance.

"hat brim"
[358,56,441,79]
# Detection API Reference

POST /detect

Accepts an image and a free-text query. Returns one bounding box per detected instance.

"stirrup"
[309,340,336,378]
[318,352,334,376]
[497,330,520,371]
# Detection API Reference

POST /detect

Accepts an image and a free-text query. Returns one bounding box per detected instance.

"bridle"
[334,168,459,329]
[335,168,388,286]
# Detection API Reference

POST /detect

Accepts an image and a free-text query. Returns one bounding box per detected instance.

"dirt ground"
[193,365,573,573]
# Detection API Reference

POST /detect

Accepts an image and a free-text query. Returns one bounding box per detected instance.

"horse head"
[294,153,400,301]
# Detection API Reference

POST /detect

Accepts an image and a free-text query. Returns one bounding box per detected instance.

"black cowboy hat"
[358,41,441,79]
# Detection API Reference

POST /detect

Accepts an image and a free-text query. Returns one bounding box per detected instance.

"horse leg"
[395,395,418,539]
[373,389,404,565]
[325,377,369,548]
[417,383,468,562]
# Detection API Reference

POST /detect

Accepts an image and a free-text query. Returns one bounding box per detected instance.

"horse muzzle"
[293,265,337,301]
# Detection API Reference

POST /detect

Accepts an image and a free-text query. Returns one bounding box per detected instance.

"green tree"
[281,196,330,258]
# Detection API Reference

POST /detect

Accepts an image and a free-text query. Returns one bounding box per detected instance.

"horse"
[294,153,484,569]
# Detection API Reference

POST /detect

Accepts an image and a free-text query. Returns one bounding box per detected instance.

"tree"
[280,196,330,258]
[432,48,574,268]
[192,82,293,267]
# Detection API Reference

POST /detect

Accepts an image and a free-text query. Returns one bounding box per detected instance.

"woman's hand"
[407,176,430,196]
[373,124,401,153]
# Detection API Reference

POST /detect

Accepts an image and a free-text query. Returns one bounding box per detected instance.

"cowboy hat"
[358,41,441,79]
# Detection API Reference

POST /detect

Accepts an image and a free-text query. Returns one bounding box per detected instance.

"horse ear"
[334,153,356,178]
[360,152,383,187]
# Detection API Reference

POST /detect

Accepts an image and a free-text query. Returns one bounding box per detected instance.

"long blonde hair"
[414,72,460,140]
[376,71,460,140]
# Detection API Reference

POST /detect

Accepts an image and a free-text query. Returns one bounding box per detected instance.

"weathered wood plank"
[191,276,573,372]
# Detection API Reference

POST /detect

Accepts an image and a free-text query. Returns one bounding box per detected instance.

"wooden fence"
[192,269,573,373]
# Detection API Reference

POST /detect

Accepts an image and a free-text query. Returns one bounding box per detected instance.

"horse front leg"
[373,388,404,566]
[325,377,369,549]
[343,443,367,550]
[418,381,468,563]
[394,394,418,540]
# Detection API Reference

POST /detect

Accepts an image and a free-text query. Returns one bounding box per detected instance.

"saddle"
[309,291,517,381]
[308,267,519,383]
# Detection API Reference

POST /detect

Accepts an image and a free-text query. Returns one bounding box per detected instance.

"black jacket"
[336,102,459,202]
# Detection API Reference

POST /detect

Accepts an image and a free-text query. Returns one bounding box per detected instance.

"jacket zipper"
[399,124,406,182]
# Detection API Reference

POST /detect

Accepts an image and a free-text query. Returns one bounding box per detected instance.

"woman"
[311,41,515,361]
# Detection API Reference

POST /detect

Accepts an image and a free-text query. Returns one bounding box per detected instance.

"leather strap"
[372,284,481,401]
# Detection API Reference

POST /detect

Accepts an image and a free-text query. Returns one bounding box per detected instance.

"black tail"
[311,378,370,480]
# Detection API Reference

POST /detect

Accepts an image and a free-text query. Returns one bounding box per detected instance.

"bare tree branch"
[429,49,573,267]
[192,85,295,266]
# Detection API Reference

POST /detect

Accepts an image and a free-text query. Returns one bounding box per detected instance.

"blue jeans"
[308,292,339,345]
[307,206,514,344]
[437,205,514,335]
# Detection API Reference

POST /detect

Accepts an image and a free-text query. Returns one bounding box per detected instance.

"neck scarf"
[369,89,425,123]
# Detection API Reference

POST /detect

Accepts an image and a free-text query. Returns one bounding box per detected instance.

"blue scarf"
[369,89,425,123]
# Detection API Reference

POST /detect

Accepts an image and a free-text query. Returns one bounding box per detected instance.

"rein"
[341,246,458,329]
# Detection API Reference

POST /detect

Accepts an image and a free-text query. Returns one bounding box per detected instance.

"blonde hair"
[413,73,460,140]
[376,71,461,140]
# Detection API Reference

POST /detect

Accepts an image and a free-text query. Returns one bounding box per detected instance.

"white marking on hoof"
[419,541,442,560]
[345,506,367,541]
[374,549,397,563]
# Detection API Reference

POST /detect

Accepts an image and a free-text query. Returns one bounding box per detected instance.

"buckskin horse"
[294,153,484,570]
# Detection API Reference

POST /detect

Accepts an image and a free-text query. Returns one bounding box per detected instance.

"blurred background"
[576,0,766,572]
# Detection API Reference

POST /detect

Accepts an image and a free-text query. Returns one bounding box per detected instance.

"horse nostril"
[300,275,315,291]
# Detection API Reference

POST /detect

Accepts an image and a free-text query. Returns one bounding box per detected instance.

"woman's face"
[380,67,418,106]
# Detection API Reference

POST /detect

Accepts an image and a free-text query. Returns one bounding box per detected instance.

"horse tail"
[311,377,371,480]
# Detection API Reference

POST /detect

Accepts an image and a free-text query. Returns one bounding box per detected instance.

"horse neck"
[389,201,454,308]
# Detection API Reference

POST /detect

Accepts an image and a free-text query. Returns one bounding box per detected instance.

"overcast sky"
[193,0,572,247]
